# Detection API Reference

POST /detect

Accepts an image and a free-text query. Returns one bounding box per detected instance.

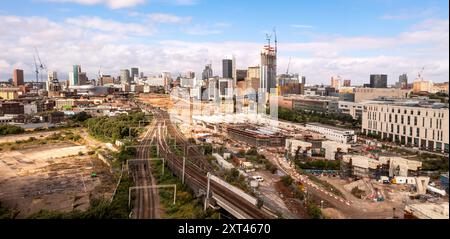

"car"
[252,175,264,182]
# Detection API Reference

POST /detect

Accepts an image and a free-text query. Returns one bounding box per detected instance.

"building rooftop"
[363,99,448,109]
[306,122,355,133]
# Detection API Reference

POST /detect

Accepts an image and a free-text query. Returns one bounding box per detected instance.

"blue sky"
[0,0,448,84]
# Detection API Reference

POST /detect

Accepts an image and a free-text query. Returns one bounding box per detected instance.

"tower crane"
[418,67,425,79]
[33,56,39,84]
[286,57,292,75]
[34,47,47,83]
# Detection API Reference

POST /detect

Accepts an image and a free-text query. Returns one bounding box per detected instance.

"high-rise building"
[398,74,408,89]
[246,66,260,93]
[236,70,247,81]
[369,74,388,88]
[301,76,306,85]
[78,72,88,85]
[331,76,342,89]
[130,68,139,79]
[260,44,277,95]
[47,71,57,91]
[343,80,351,87]
[202,64,213,80]
[100,75,114,85]
[186,71,195,79]
[13,69,24,86]
[413,77,433,93]
[120,69,130,85]
[72,65,81,86]
[222,58,233,79]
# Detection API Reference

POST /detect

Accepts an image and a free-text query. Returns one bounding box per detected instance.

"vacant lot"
[0,130,60,144]
[0,142,115,218]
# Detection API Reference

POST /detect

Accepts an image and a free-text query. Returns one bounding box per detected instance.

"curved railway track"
[151,108,273,219]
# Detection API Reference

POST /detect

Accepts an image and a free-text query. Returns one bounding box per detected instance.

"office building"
[331,75,342,89]
[338,101,363,119]
[120,69,130,85]
[222,56,236,81]
[343,80,351,87]
[78,72,88,85]
[72,65,81,86]
[13,69,24,86]
[100,75,114,85]
[362,100,449,153]
[290,95,339,114]
[202,64,213,80]
[218,78,234,99]
[398,74,408,89]
[369,74,388,88]
[301,76,306,85]
[236,69,247,81]
[245,66,260,92]
[130,67,139,79]
[354,88,410,103]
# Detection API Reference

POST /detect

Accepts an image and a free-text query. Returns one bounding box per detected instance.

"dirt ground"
[0,130,60,144]
[274,181,310,219]
[318,176,408,219]
[139,94,173,109]
[0,142,115,218]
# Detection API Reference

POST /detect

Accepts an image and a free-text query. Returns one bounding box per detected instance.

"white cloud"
[47,0,146,9]
[65,16,156,36]
[0,15,447,85]
[291,24,313,29]
[172,0,197,5]
[148,13,191,24]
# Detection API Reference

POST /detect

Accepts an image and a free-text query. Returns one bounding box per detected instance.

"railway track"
[130,119,159,219]
[151,108,273,219]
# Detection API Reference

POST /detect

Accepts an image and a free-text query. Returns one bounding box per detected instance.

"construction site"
[0,133,115,218]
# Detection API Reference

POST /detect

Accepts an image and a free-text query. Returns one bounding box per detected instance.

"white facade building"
[306,123,357,144]
[338,101,364,119]
[362,101,449,153]
[322,141,351,160]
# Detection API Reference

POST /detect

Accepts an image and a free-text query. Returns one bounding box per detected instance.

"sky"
[0,0,448,85]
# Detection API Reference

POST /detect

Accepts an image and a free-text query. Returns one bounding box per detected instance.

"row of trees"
[277,107,361,128]
[0,125,25,136]
[85,112,147,142]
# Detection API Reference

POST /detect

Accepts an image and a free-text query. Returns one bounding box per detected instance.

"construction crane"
[33,56,40,84]
[34,47,47,83]
[286,57,292,75]
[273,26,277,54]
[265,32,272,47]
[418,67,425,79]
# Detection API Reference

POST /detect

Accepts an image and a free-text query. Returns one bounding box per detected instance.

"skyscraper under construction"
[260,30,277,102]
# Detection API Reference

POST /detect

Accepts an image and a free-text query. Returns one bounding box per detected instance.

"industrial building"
[362,100,449,153]
[306,123,357,144]
[341,155,422,179]
[227,125,286,147]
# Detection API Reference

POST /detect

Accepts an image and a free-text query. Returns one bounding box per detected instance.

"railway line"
[130,119,160,219]
[150,108,273,219]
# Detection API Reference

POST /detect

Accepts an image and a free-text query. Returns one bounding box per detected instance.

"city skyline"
[0,0,448,84]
